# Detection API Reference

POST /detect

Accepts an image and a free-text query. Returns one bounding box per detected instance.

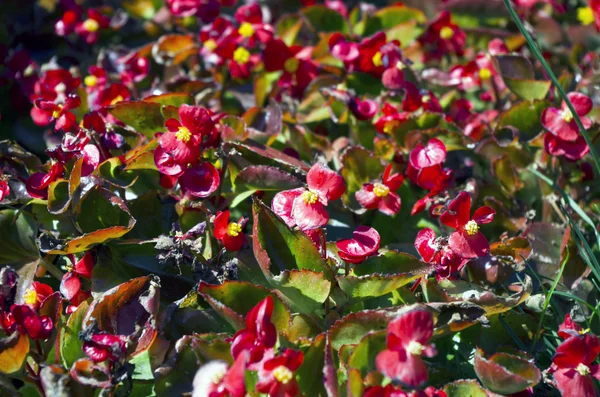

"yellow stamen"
[465,220,479,236]
[422,95,431,103]
[82,18,100,33]
[52,104,63,119]
[238,22,255,38]
[110,95,124,106]
[561,108,574,123]
[577,7,595,26]
[372,51,383,67]
[175,126,192,142]
[65,262,74,272]
[203,39,217,52]
[233,47,251,64]
[373,183,390,197]
[84,75,98,87]
[272,366,294,384]
[227,222,242,237]
[440,26,455,40]
[478,68,492,80]
[407,341,425,356]
[579,328,591,335]
[576,363,591,376]
[395,60,405,70]
[284,57,300,74]
[301,190,318,205]
[382,120,401,134]
[23,289,38,306]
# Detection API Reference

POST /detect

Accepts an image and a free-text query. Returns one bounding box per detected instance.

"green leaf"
[444,379,488,397]
[496,100,549,141]
[60,300,89,369]
[47,179,71,214]
[143,92,193,107]
[0,210,38,267]
[296,334,326,396]
[96,157,138,188]
[302,5,349,33]
[474,349,541,394]
[198,281,291,333]
[494,55,551,101]
[346,72,384,96]
[347,331,386,376]
[270,270,332,314]
[252,198,329,275]
[108,101,165,139]
[357,5,425,36]
[354,251,431,276]
[340,146,384,212]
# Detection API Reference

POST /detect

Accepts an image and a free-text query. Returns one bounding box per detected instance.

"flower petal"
[448,231,489,258]
[415,228,437,262]
[272,188,305,228]
[179,162,220,198]
[565,92,592,116]
[291,196,329,230]
[440,191,471,230]
[306,162,346,203]
[472,205,495,225]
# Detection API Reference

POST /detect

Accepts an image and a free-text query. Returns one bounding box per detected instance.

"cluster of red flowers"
[193,296,305,397]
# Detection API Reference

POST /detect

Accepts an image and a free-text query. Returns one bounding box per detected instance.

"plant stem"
[503,0,600,175]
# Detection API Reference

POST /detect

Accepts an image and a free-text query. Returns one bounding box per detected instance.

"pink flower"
[376,309,437,387]
[356,164,404,216]
[75,9,110,44]
[541,92,593,161]
[83,333,128,363]
[439,192,495,259]
[350,98,379,121]
[328,33,359,63]
[26,162,63,200]
[34,94,80,132]
[0,178,10,202]
[414,228,464,279]
[336,226,381,264]
[272,163,345,231]
[178,162,220,198]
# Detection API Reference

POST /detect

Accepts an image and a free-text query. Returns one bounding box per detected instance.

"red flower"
[97,83,131,109]
[192,354,247,397]
[22,282,53,310]
[355,32,388,77]
[364,384,408,397]
[439,192,495,259]
[552,332,600,397]
[256,348,304,397]
[154,105,215,176]
[233,3,273,47]
[3,304,53,340]
[75,9,110,44]
[55,10,80,37]
[376,309,437,387]
[558,314,584,339]
[541,92,593,161]
[588,0,600,31]
[336,226,381,264]
[34,94,80,132]
[272,162,345,231]
[118,53,150,84]
[350,98,379,121]
[418,11,466,62]
[329,33,359,63]
[179,162,221,198]
[414,228,464,279]
[0,178,9,202]
[356,164,404,216]
[26,162,63,200]
[214,210,247,251]
[263,39,319,98]
[374,103,409,134]
[83,66,107,91]
[230,296,277,365]
[166,0,220,22]
[83,333,128,363]
[410,138,446,170]
[228,47,260,80]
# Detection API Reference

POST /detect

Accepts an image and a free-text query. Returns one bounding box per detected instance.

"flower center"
[284,57,300,74]
[396,60,405,70]
[561,108,574,122]
[382,120,401,134]
[578,7,595,25]
[478,68,492,80]
[373,183,390,197]
[54,83,67,94]
[301,190,319,205]
[372,51,383,67]
[210,367,227,384]
[23,289,38,306]
[227,222,242,237]
[422,95,431,103]
[272,365,294,384]
[110,95,125,106]
[440,26,455,40]
[52,104,63,119]
[576,363,591,376]
[176,126,192,142]
[84,75,98,87]
[203,39,217,52]
[233,47,251,64]
[83,18,100,33]
[464,220,479,236]
[238,22,255,38]
[407,341,425,356]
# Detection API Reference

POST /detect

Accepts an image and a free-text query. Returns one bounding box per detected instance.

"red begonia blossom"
[214,210,247,251]
[551,331,600,397]
[230,296,277,365]
[356,164,404,216]
[256,348,304,397]
[336,226,381,264]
